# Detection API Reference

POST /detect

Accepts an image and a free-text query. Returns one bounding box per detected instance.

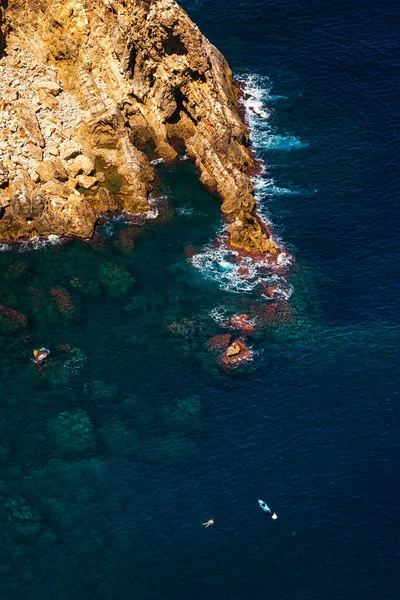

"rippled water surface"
[1,1,399,598]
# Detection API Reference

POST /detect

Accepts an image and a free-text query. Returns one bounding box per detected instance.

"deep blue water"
[0,1,399,598]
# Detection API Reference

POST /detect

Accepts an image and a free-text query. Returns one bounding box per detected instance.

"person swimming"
[202,519,214,528]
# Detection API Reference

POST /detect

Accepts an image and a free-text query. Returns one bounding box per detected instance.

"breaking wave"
[0,234,63,253]
[150,157,166,166]
[238,72,308,211]
[190,72,301,295]
[238,73,307,153]
[190,237,293,297]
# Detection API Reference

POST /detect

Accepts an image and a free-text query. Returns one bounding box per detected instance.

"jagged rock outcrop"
[0,0,274,252]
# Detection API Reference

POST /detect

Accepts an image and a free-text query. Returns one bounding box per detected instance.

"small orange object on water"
[202,519,214,528]
[33,348,50,363]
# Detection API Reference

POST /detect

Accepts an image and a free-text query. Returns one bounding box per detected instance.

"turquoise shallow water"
[1,0,400,598]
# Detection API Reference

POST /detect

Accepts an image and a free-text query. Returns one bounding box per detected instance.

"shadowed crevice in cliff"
[0,0,8,57]
[166,88,197,126]
[164,30,187,56]
[188,69,206,84]
[0,39,5,57]
[127,45,137,79]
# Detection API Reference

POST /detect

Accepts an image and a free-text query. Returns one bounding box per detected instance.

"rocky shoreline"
[0,0,275,255]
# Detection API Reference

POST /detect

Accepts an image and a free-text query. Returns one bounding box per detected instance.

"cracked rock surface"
[0,0,274,252]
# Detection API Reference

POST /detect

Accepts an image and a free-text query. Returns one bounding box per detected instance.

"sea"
[0,0,399,598]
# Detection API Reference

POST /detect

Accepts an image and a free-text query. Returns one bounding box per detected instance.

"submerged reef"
[162,396,203,434]
[100,263,135,298]
[0,0,273,254]
[49,410,96,456]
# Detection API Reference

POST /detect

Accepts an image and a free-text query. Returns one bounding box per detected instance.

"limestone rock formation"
[221,339,252,368]
[0,0,273,252]
[225,313,256,334]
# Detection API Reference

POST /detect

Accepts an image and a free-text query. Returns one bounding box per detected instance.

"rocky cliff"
[0,0,274,253]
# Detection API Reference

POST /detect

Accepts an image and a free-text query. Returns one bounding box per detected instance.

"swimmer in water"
[202,519,214,528]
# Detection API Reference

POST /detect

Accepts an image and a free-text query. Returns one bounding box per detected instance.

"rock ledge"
[0,0,273,252]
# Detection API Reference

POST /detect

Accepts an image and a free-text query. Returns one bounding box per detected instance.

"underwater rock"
[49,409,96,455]
[0,440,11,462]
[162,396,203,434]
[221,339,252,368]
[207,333,232,352]
[168,317,201,338]
[121,393,157,426]
[118,227,138,253]
[5,261,28,280]
[100,263,135,298]
[152,434,196,464]
[123,295,148,315]
[70,276,101,298]
[260,301,294,325]
[84,380,118,404]
[69,277,85,291]
[5,495,41,538]
[5,496,40,535]
[57,343,75,354]
[5,496,37,523]
[185,246,195,259]
[226,313,256,334]
[50,287,75,316]
[0,304,28,327]
[56,347,87,386]
[100,420,140,456]
[260,303,279,323]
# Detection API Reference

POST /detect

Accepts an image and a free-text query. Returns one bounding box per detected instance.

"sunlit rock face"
[0,0,273,252]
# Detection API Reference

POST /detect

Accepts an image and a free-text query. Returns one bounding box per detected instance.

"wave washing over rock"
[190,73,297,298]
[0,0,274,255]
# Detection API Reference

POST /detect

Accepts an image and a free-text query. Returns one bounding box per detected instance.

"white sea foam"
[143,194,162,220]
[238,72,307,154]
[25,234,63,251]
[240,72,311,237]
[209,306,259,329]
[261,279,294,301]
[190,239,292,296]
[0,234,64,253]
[176,205,199,216]
[101,214,126,238]
[236,72,307,214]
[101,196,160,237]
[122,204,159,221]
[62,351,86,379]
[210,305,230,326]
[253,175,300,198]
[264,134,307,151]
[189,73,302,296]
[122,193,161,221]
[150,157,166,166]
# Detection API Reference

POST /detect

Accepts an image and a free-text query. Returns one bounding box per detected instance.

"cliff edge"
[0,0,274,253]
